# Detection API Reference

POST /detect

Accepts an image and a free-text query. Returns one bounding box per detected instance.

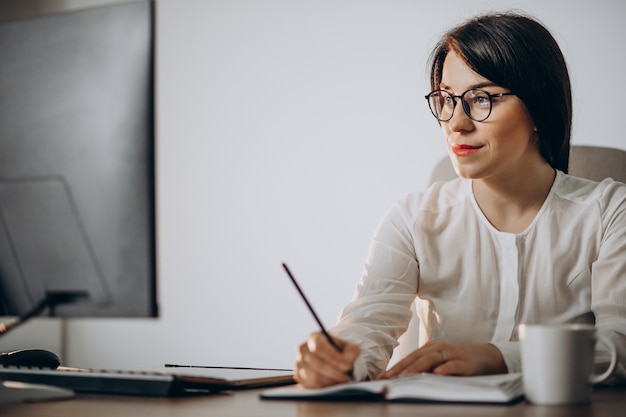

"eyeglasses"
[425,88,516,122]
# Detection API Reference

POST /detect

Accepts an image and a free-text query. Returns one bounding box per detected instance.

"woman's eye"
[475,96,490,107]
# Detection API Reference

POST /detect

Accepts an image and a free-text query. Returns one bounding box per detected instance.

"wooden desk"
[2,386,625,417]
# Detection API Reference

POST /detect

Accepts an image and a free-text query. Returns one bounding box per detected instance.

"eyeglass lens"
[428,89,492,122]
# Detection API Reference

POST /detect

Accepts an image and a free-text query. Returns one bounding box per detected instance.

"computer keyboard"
[0,365,295,397]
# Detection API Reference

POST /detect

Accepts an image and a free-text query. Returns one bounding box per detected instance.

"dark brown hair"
[429,13,572,173]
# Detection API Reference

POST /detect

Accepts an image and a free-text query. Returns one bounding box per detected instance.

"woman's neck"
[471,161,556,234]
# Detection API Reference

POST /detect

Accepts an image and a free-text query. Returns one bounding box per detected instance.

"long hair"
[429,13,572,173]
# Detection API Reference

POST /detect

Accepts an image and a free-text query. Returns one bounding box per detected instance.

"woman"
[294,12,626,388]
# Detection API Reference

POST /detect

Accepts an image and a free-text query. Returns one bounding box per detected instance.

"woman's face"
[439,50,539,180]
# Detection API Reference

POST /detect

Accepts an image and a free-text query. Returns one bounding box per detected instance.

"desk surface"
[1,385,625,417]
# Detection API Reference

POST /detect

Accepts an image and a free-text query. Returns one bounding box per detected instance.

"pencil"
[281,263,342,351]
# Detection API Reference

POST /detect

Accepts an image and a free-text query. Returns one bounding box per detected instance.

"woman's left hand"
[378,341,507,380]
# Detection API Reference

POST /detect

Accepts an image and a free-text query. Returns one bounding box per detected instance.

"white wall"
[57,0,625,369]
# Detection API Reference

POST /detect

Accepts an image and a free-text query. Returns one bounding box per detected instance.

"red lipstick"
[451,144,481,156]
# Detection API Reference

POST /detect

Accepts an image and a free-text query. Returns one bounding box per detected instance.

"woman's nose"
[446,99,474,132]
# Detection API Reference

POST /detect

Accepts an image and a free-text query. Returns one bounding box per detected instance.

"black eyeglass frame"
[425,88,516,122]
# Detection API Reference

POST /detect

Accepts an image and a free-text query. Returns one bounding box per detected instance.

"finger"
[296,365,347,388]
[397,349,442,375]
[303,351,353,383]
[306,334,343,363]
[433,359,471,376]
[296,362,353,387]
[335,339,361,371]
[381,348,445,379]
[308,333,356,373]
[380,355,414,379]
[297,339,354,386]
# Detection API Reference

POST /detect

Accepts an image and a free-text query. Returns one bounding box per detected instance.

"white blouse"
[331,170,626,383]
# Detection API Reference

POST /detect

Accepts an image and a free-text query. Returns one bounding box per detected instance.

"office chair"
[569,145,626,183]
[391,145,626,365]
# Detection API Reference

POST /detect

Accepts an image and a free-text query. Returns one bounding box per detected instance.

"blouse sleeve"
[330,202,419,381]
[591,181,626,383]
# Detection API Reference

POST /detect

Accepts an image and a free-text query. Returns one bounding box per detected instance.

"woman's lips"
[451,144,482,156]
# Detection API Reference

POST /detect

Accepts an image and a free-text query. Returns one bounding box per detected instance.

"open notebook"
[261,372,523,404]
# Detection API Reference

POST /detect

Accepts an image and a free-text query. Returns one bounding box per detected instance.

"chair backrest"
[569,145,626,183]
[428,145,626,184]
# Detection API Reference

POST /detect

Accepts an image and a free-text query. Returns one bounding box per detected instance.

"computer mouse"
[0,348,60,369]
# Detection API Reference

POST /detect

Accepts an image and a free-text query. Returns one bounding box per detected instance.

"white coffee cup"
[518,323,617,405]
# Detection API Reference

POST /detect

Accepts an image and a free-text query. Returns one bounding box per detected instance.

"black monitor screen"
[0,0,157,317]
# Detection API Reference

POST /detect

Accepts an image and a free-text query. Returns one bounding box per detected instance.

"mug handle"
[590,334,618,384]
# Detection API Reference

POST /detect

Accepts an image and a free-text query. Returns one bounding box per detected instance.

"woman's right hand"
[294,332,361,388]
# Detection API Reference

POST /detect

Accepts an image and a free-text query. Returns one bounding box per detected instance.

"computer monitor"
[0,0,158,318]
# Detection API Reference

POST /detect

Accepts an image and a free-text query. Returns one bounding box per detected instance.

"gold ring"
[438,349,446,362]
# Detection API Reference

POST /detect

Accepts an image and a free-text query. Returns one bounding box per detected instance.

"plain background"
[2,0,625,370]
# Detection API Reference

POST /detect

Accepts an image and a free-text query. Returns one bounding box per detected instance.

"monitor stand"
[0,379,74,403]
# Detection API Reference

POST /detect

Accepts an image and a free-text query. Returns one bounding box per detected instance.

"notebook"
[261,372,523,404]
